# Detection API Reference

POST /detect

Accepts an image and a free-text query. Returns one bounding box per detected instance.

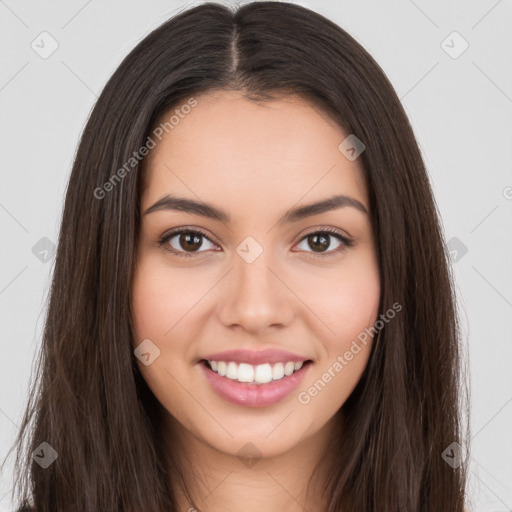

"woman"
[4,1,469,510]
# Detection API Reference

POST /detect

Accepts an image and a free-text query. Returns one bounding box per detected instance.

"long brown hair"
[3,2,469,510]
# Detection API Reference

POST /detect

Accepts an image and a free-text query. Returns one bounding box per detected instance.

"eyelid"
[292,226,353,258]
[295,225,353,243]
[157,225,353,258]
[157,225,219,258]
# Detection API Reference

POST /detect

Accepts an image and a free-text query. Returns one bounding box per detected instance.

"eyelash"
[156,226,353,259]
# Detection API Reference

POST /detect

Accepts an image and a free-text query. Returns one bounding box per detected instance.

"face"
[131,90,380,460]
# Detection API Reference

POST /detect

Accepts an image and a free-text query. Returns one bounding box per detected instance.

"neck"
[160,412,340,512]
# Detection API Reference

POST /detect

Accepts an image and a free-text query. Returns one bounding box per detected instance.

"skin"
[131,90,381,512]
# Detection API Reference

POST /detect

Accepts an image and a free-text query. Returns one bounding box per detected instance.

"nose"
[217,249,294,334]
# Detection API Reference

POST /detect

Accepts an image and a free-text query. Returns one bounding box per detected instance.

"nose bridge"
[218,236,292,331]
[234,239,278,306]
[234,234,274,287]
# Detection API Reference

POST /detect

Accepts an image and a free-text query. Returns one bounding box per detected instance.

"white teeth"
[237,363,254,383]
[206,359,307,384]
[284,362,295,376]
[254,363,273,384]
[272,362,285,380]
[217,361,227,377]
[226,362,238,380]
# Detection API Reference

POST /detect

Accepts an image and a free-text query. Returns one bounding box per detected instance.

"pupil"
[181,233,201,251]
[309,233,329,252]
[177,233,331,253]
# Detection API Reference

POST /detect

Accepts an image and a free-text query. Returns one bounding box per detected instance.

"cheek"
[131,255,205,343]
[131,258,198,422]
[318,258,380,404]
[130,257,198,412]
[131,269,164,343]
[331,270,380,342]
[295,250,380,402]
[298,252,380,343]
[297,273,379,413]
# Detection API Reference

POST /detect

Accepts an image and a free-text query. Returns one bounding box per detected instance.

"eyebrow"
[144,193,368,224]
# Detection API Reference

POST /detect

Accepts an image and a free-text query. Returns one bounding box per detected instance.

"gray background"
[1,1,511,510]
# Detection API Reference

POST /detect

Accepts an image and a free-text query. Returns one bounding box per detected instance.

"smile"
[205,360,307,384]
[199,352,313,407]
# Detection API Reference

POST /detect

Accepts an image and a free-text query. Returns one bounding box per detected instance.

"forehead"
[141,90,368,214]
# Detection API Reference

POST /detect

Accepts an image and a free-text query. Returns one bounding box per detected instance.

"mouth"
[199,358,313,407]
[202,359,313,385]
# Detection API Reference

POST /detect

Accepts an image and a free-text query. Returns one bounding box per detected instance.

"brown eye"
[177,232,203,252]
[158,229,217,258]
[158,227,352,259]
[306,233,331,252]
[294,229,352,257]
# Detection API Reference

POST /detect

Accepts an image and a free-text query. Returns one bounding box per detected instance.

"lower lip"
[200,361,312,408]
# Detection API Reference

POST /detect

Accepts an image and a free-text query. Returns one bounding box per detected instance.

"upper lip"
[201,349,312,365]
